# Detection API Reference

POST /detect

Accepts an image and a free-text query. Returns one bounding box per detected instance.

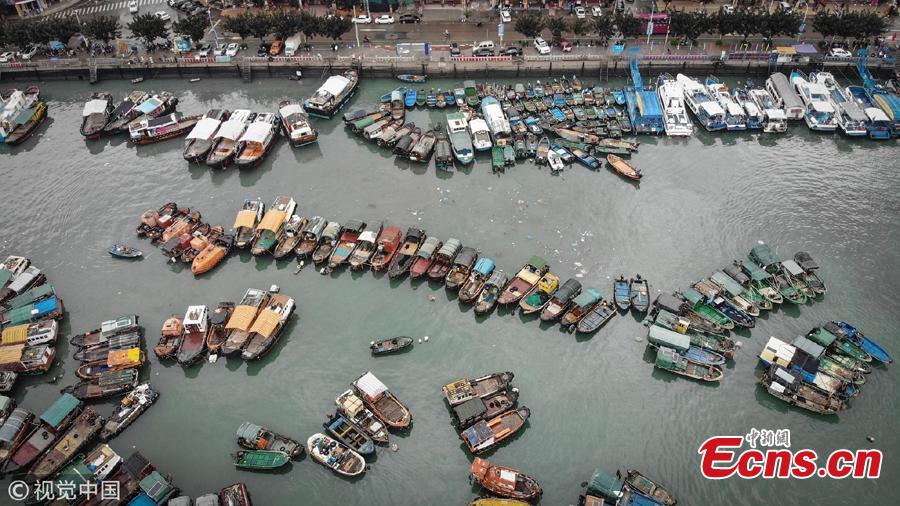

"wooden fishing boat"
[576,299,616,334]
[304,70,358,119]
[720,264,772,311]
[306,433,365,476]
[335,389,390,445]
[178,226,223,264]
[388,227,425,279]
[691,280,755,328]
[708,271,761,316]
[311,221,341,265]
[206,109,254,167]
[278,101,318,147]
[220,288,269,356]
[294,216,326,258]
[759,365,846,415]
[235,113,279,168]
[781,259,815,299]
[808,326,872,363]
[416,89,427,107]
[460,407,530,454]
[426,238,461,281]
[75,347,144,380]
[26,407,104,482]
[653,309,735,359]
[252,197,296,256]
[154,316,182,360]
[409,129,436,162]
[459,258,495,303]
[196,302,233,355]
[475,270,509,315]
[102,90,148,134]
[135,201,177,239]
[519,273,559,314]
[175,305,208,366]
[436,89,448,108]
[160,210,202,244]
[241,293,295,360]
[497,256,549,305]
[232,449,289,470]
[393,127,420,156]
[445,246,478,290]
[624,469,676,506]
[327,220,366,272]
[455,87,466,107]
[560,288,602,330]
[405,89,417,108]
[653,293,728,337]
[648,325,726,367]
[120,91,178,131]
[273,215,307,259]
[220,483,252,506]
[471,499,529,506]
[739,258,783,305]
[369,226,402,272]
[81,92,113,140]
[99,383,158,441]
[73,331,139,363]
[70,315,140,348]
[606,154,642,180]
[183,109,229,161]
[471,458,542,502]
[629,275,650,313]
[540,278,582,321]
[654,346,724,382]
[0,407,32,462]
[464,81,480,107]
[832,321,892,364]
[370,336,414,355]
[452,388,519,430]
[353,371,412,429]
[503,144,516,166]
[390,90,405,121]
[348,222,383,270]
[62,369,139,400]
[443,372,514,407]
[435,126,454,171]
[129,112,201,145]
[3,393,81,473]
[491,145,506,172]
[323,413,375,455]
[410,236,442,279]
[236,421,304,459]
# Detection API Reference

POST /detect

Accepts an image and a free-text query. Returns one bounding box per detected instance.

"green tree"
[335,0,361,10]
[669,10,710,44]
[127,13,170,49]
[222,13,254,42]
[546,17,568,38]
[856,12,889,41]
[733,10,761,42]
[83,15,121,45]
[43,17,81,43]
[269,11,302,40]
[614,12,642,39]
[299,12,321,42]
[592,14,616,43]
[320,15,353,42]
[570,17,590,38]
[172,13,210,45]
[714,10,738,39]
[3,22,36,50]
[514,12,545,39]
[246,12,272,41]
[812,12,839,40]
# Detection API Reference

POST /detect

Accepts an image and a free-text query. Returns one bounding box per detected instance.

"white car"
[828,48,852,58]
[574,6,586,19]
[154,11,171,21]
[533,37,551,55]
[352,15,372,24]
[500,9,511,23]
[374,15,394,24]
[0,51,16,63]
[18,45,38,60]
[225,43,240,57]
[128,0,139,13]
[591,6,602,16]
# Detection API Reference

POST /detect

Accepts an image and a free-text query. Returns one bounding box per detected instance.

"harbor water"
[0,77,898,505]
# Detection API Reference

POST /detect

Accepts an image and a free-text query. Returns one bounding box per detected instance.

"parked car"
[828,47,852,58]
[534,37,551,55]
[257,43,271,57]
[167,0,178,6]
[196,43,212,57]
[225,43,240,57]
[154,11,171,21]
[215,43,226,56]
[0,51,16,63]
[574,6,586,18]
[473,48,496,57]
[559,40,573,52]
[128,0,139,13]
[500,9,511,23]
[450,42,460,56]
[353,14,372,24]
[375,14,395,24]
[591,6,603,16]
[499,46,522,57]
[398,14,421,23]
[18,45,39,60]
[270,40,283,56]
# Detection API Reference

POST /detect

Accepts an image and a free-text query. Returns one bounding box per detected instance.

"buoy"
[634,336,642,342]
[391,443,399,452]
[428,295,436,301]
[867,435,875,442]
[735,340,743,348]
[418,339,422,343]
[423,335,429,342]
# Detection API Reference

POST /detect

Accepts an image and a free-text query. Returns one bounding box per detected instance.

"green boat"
[233,450,290,470]
[825,351,872,374]
[771,268,806,304]
[820,355,866,385]
[781,260,815,299]
[250,196,296,256]
[654,347,724,382]
[464,81,479,107]
[749,244,780,273]
[653,309,735,359]
[5,283,55,310]
[503,145,515,166]
[741,258,783,304]
[806,327,872,362]
[680,288,735,330]
[491,146,505,172]
[710,271,761,316]
[592,144,631,156]
[555,139,590,152]
[416,88,427,107]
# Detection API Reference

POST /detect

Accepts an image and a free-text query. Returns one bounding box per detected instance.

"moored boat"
[471,458,542,502]
[654,346,724,382]
[445,247,478,290]
[236,422,304,459]
[613,275,630,311]
[295,216,326,258]
[183,108,228,161]
[100,383,159,441]
[560,288,602,330]
[3,393,81,473]
[311,221,341,265]
[388,227,425,279]
[576,299,616,334]
[176,305,208,366]
[251,196,296,256]
[624,469,677,506]
[442,371,514,407]
[427,238,461,281]
[498,256,549,305]
[206,109,253,168]
[459,258,495,303]
[353,371,412,429]
[629,275,650,312]
[235,113,279,168]
[62,369,139,400]
[759,365,846,415]
[81,92,114,139]
[232,450,289,470]
[474,270,509,315]
[273,215,307,259]
[469,117,493,151]
[460,407,529,454]
[129,112,201,145]
[410,236,442,279]
[26,407,104,482]
[304,70,359,119]
[370,336,414,355]
[323,413,375,455]
[279,101,318,147]
[327,220,366,272]
[335,389,390,445]
[519,273,559,314]
[349,222,383,270]
[102,90,149,134]
[154,316,182,359]
[369,226,403,271]
[220,288,268,356]
[306,433,365,476]
[539,277,581,321]
[240,293,295,360]
[75,347,144,380]
[606,154,641,180]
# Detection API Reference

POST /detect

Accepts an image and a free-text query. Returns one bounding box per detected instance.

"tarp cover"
[648,325,690,352]
[793,335,825,357]
[416,237,440,258]
[0,409,30,442]
[239,122,272,144]
[233,209,258,229]
[248,309,280,338]
[438,238,461,257]
[186,117,221,140]
[236,422,262,440]
[474,258,494,275]
[781,260,805,276]
[40,393,81,427]
[7,283,54,309]
[257,210,287,233]
[82,99,108,117]
[225,305,258,331]
[136,98,163,114]
[108,348,141,367]
[572,288,601,308]
[354,372,388,398]
[1,325,29,345]
[586,469,623,500]
[453,398,486,423]
[279,103,305,118]
[215,120,246,141]
[320,75,351,98]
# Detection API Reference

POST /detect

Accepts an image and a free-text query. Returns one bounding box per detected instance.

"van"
[474,41,495,52]
[284,34,303,56]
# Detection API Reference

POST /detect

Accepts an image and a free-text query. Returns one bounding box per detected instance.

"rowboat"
[629,275,650,313]
[370,336,414,355]
[654,347,724,382]
[576,299,616,334]
[236,422,304,459]
[498,256,549,305]
[474,270,509,315]
[370,226,403,271]
[348,222,383,271]
[405,89,417,108]
[335,389,390,445]
[294,216,326,259]
[327,220,366,272]
[445,247,478,290]
[306,433,365,476]
[560,288,602,330]
[397,74,427,84]
[427,238,461,281]
[232,450,289,470]
[220,483,251,506]
[459,258,495,303]
[613,276,630,311]
[390,90,405,121]
[387,227,425,279]
[108,244,142,259]
[443,372,515,407]
[416,89,427,107]
[311,221,341,265]
[606,154,642,180]
[624,469,677,506]
[519,273,559,314]
[353,372,412,429]
[471,458,542,502]
[540,278,581,321]
[460,407,530,454]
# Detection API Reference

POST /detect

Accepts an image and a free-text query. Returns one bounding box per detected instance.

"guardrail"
[524,54,605,62]
[450,55,513,62]
[642,54,713,62]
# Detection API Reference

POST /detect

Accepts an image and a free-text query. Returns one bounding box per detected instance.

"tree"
[812,12,839,40]
[299,12,321,42]
[614,12,642,39]
[43,17,81,43]
[269,11,301,40]
[172,13,210,45]
[127,13,169,49]
[569,18,590,38]
[222,13,254,42]
[514,12,545,39]
[732,10,761,42]
[714,10,738,39]
[669,10,710,44]
[246,12,272,41]
[83,15,121,45]
[546,17,568,38]
[335,0,361,10]
[320,15,353,42]
[592,14,616,43]
[3,22,36,50]
[856,12,889,42]
[760,12,800,40]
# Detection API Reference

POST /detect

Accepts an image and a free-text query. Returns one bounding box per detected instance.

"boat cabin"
[101,315,140,338]
[0,319,58,347]
[766,73,805,120]
[183,305,209,335]
[759,336,795,368]
[647,326,690,352]
[354,372,389,402]
[0,343,55,373]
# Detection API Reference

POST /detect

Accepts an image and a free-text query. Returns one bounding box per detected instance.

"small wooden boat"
[426,88,437,107]
[606,154,642,180]
[460,407,530,454]
[108,244,142,259]
[678,288,735,330]
[624,469,676,506]
[3,394,81,474]
[204,301,234,354]
[81,92,113,140]
[519,272,559,315]
[129,112,201,145]
[241,293,295,360]
[273,215,306,259]
[454,87,466,107]
[252,197,296,256]
[219,483,251,506]
[99,383,159,441]
[353,371,412,429]
[793,251,827,295]
[436,89,448,108]
[311,221,341,265]
[235,113,279,169]
[405,89,417,108]
[294,216,326,258]
[369,226,402,272]
[183,109,229,162]
[498,256,550,305]
[475,270,509,315]
[70,315,140,348]
[348,222,383,270]
[540,278,582,321]
[613,276,631,311]
[459,258,495,303]
[62,369,139,400]
[73,331,140,362]
[232,450,289,470]
[491,145,506,172]
[629,275,650,313]
[26,407,104,482]
[371,336,414,355]
[335,389,390,445]
[445,246,478,290]
[654,346,724,382]
[236,422,304,459]
[232,199,264,250]
[176,305,208,366]
[452,389,519,430]
[653,309,734,359]
[154,316,182,359]
[471,458,542,502]
[548,152,565,173]
[503,144,515,166]
[327,220,366,272]
[75,347,144,380]
[434,126,454,171]
[560,288,602,330]
[576,299,616,334]
[443,372,514,407]
[397,74,427,84]
[388,227,425,279]
[323,413,375,455]
[409,129,436,162]
[410,236,442,279]
[307,433,366,476]
[427,238,461,281]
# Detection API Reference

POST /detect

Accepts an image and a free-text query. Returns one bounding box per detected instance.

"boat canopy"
[792,335,825,358]
[108,348,142,367]
[139,470,174,502]
[655,346,680,368]
[526,256,548,270]
[233,210,258,229]
[453,398,485,422]
[865,107,890,122]
[225,305,257,331]
[454,247,477,266]
[537,273,560,294]
[742,259,772,281]
[249,308,280,338]
[699,101,725,117]
[750,245,778,267]
[807,327,837,347]
[186,117,221,140]
[473,258,495,276]
[355,372,388,399]
[236,422,263,440]
[648,325,690,352]
[358,230,378,243]
[257,210,287,233]
[319,75,351,98]
[40,393,81,427]
[136,97,163,114]
[760,336,795,367]
[0,396,10,412]
[711,272,744,297]
[0,344,25,364]
[571,288,601,309]
[417,237,441,258]
[586,469,624,501]
[0,409,30,442]
[438,238,461,257]
[681,287,704,305]
[215,119,246,141]
[279,103,305,118]
[343,220,366,233]
[485,270,508,286]
[781,260,805,276]
[555,278,581,300]
[7,283,54,310]
[446,112,467,131]
[322,222,341,240]
[82,99,108,116]
[1,325,29,345]
[240,122,272,144]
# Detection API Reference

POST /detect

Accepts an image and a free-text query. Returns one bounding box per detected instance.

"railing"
[524,54,605,62]
[450,55,513,62]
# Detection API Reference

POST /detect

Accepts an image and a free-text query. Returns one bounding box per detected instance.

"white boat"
[304,70,359,119]
[676,74,726,131]
[748,88,787,133]
[733,88,765,130]
[705,77,747,131]
[206,109,253,167]
[790,71,837,132]
[446,112,474,164]
[766,72,805,121]
[183,109,228,162]
[0,90,35,142]
[548,152,565,172]
[656,74,694,137]
[468,117,492,151]
[480,97,511,145]
[235,113,279,168]
[278,101,318,147]
[809,72,867,137]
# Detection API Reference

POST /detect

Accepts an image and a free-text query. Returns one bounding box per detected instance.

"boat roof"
[586,469,624,500]
[711,272,743,297]
[556,278,582,299]
[648,325,690,352]
[40,393,81,427]
[343,220,366,233]
[225,305,257,331]
[453,398,485,421]
[474,258,494,275]
[0,396,10,411]
[699,101,725,116]
[781,260,805,276]
[808,327,837,347]
[0,344,25,363]
[279,103,305,117]
[486,270,508,286]
[108,348,142,366]
[572,288,601,308]
[233,209,258,229]
[742,259,771,281]
[258,210,287,233]
[378,226,402,242]
[240,122,272,143]
[135,97,162,114]
[82,99,108,116]
[792,335,825,358]
[183,305,208,325]
[537,273,560,293]
[216,119,246,140]
[0,408,30,442]
[319,75,351,97]
[249,305,284,338]
[355,372,388,398]
[760,336,795,365]
[527,256,548,270]
[236,422,263,440]
[359,230,378,243]
[139,470,174,502]
[417,237,440,257]
[438,238,461,256]
[681,287,703,305]
[323,222,341,239]
[186,117,220,140]
[456,247,477,264]
[7,283,54,309]
[751,245,778,267]
[865,107,889,121]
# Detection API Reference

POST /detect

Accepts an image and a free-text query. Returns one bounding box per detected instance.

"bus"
[634,13,670,36]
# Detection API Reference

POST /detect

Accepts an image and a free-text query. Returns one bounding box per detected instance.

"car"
[225,43,240,57]
[374,14,394,24]
[591,6,602,16]
[500,9,511,23]
[828,47,853,58]
[533,37,551,55]
[0,51,16,63]
[167,0,176,6]
[352,14,372,24]
[270,40,283,56]
[18,45,38,60]
[257,43,271,57]
[722,5,735,14]
[128,0,139,13]
[398,14,421,24]
[196,43,212,57]
[560,41,573,52]
[450,42,460,57]
[499,46,522,57]
[473,48,496,57]
[154,11,171,21]
[574,6,586,18]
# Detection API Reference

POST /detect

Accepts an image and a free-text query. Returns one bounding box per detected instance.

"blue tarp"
[473,258,494,276]
[34,296,60,316]
[48,41,66,51]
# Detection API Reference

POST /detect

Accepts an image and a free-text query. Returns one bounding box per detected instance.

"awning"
[108,348,142,367]
[239,122,272,144]
[225,305,257,331]
[82,99,108,116]
[792,43,818,55]
[320,75,350,97]
[233,209,257,229]
[215,120,245,141]
[355,372,388,398]
[248,309,279,338]
[136,98,162,114]
[186,117,220,140]
[278,103,305,118]
[257,210,287,233]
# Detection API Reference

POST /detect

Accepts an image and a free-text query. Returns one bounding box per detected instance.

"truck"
[284,34,303,56]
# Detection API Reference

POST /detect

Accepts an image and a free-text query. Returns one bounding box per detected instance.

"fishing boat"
[454,87,466,107]
[279,101,318,147]
[459,258,495,303]
[347,222,382,270]
[0,407,32,462]
[471,458,542,502]
[191,233,233,276]
[175,305,208,366]
[198,302,233,355]
[0,320,58,350]
[482,96,512,145]
[721,263,772,311]
[99,383,158,441]
[387,227,425,279]
[409,129,436,162]
[295,216,326,259]
[154,316,182,360]
[307,433,365,476]
[370,336,414,355]
[405,89,417,108]
[241,293,295,360]
[75,347,144,380]
[550,144,574,165]
[676,74,726,131]
[73,333,140,364]
[26,407,104,482]
[272,215,307,259]
[469,117,493,151]
[445,247,478,289]
[236,422,304,459]
[102,90,148,134]
[62,369,139,400]
[739,258,784,305]
[624,469,677,506]
[613,276,631,311]
[232,450,289,470]
[369,226,403,272]
[80,92,114,140]
[570,147,600,170]
[560,288,602,330]
[452,388,519,430]
[304,70,359,119]
[390,91,406,122]
[460,407,530,454]
[464,81,480,107]
[491,145,505,172]
[606,154,641,180]
[790,70,838,131]
[845,85,894,139]
[426,88,437,108]
[183,109,228,161]
[107,244,142,259]
[748,88,788,133]
[656,74,694,137]
[443,372,515,407]
[220,483,251,506]
[706,77,747,131]
[708,272,761,316]
[446,112,475,164]
[326,220,366,272]
[809,326,872,363]
[426,238,461,281]
[576,299,616,334]
[393,127,420,156]
[654,346,724,382]
[129,112,200,145]
[324,413,376,457]
[519,273,559,314]
[69,315,139,348]
[353,371,412,429]
[629,275,650,313]
[691,280,755,327]
[792,251,827,295]
[539,277,581,321]
[497,256,549,305]
[410,236,442,279]
[335,389,390,445]
[759,365,846,415]
[206,109,254,167]
[235,113,279,168]
[397,74,426,84]
[416,89,427,107]
[2,394,81,473]
[831,321,892,364]
[434,126,454,171]
[121,91,177,131]
[654,309,735,358]
[251,197,296,256]
[679,288,736,329]
[474,270,509,315]
[220,288,268,356]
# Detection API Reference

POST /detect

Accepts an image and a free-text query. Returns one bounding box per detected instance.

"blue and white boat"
[835,321,893,364]
[676,74,726,131]
[747,88,787,133]
[733,88,764,130]
[845,85,894,139]
[706,77,747,131]
[790,70,837,132]
[481,96,511,145]
[810,72,867,137]
[404,89,416,108]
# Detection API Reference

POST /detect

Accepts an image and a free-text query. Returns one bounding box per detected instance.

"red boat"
[409,237,442,279]
[369,226,402,272]
[471,457,542,501]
